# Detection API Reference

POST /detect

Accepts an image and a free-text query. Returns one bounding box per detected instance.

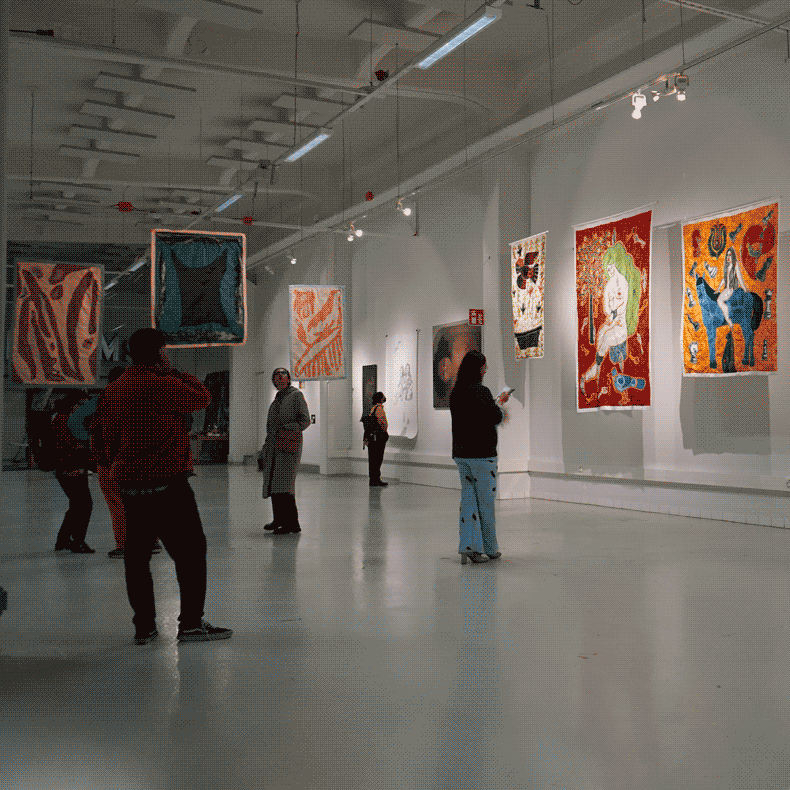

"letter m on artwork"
[101,334,120,362]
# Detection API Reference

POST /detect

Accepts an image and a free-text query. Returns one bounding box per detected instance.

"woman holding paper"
[449,350,510,564]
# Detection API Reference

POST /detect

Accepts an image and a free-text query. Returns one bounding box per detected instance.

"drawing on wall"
[432,321,482,409]
[12,260,102,386]
[510,231,547,358]
[289,285,346,380]
[385,331,418,438]
[152,228,247,348]
[681,201,778,376]
[575,208,652,411]
[362,365,377,417]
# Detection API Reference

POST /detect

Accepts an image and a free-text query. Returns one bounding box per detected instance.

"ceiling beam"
[58,145,141,163]
[659,1,790,33]
[9,33,371,97]
[69,124,158,146]
[93,72,197,101]
[348,19,439,51]
[225,139,290,158]
[136,0,263,31]
[79,100,175,125]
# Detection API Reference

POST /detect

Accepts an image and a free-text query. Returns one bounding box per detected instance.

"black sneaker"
[271,524,301,535]
[134,628,159,645]
[108,547,124,558]
[263,522,278,531]
[70,542,95,554]
[177,620,232,643]
[151,540,163,554]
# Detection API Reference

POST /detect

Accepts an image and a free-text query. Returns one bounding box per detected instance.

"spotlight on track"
[631,91,647,119]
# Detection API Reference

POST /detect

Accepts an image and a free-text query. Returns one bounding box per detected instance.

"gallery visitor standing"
[91,328,232,644]
[449,350,510,564]
[260,368,311,535]
[364,392,389,486]
[52,390,95,554]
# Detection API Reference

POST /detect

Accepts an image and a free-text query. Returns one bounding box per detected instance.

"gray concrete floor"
[2,465,790,789]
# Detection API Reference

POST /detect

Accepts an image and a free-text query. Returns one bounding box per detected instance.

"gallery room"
[2,1,790,788]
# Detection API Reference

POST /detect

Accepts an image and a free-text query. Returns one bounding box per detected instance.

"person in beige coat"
[259,368,311,534]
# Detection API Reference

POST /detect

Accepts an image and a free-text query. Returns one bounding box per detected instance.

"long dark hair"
[452,350,486,392]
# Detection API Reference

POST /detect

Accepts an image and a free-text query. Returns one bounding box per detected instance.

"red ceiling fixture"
[242,216,255,225]
[113,201,135,212]
[375,70,389,81]
[190,210,201,215]
[365,191,374,201]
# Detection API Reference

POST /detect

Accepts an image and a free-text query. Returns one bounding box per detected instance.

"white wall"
[234,36,790,526]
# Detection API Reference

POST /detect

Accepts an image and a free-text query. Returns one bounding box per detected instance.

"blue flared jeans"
[454,457,499,556]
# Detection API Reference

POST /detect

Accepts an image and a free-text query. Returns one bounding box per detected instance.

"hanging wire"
[679,0,686,67]
[300,158,304,243]
[547,2,555,125]
[369,0,374,87]
[341,119,346,225]
[29,90,34,202]
[395,43,401,198]
[463,1,469,166]
[293,0,300,148]
[641,0,646,62]
[111,0,117,46]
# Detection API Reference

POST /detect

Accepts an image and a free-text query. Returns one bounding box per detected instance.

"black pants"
[120,477,207,631]
[271,492,299,528]
[367,434,388,483]
[54,471,92,545]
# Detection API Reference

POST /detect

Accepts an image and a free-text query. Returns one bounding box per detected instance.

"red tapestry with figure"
[12,261,102,386]
[289,285,345,380]
[576,208,652,411]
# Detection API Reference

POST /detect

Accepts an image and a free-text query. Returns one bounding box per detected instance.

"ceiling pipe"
[659,1,790,33]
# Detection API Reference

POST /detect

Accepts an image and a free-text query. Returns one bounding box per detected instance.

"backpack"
[361,407,383,443]
[31,411,59,472]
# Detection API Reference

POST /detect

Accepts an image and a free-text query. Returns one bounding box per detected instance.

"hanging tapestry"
[432,321,482,409]
[575,208,652,411]
[385,331,418,438]
[152,229,247,348]
[681,201,778,376]
[289,285,346,380]
[510,231,547,359]
[12,260,102,386]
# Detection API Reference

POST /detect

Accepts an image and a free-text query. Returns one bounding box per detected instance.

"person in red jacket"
[53,390,95,553]
[91,328,232,645]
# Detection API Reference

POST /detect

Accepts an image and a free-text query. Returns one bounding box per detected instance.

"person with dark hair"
[52,389,95,553]
[364,392,389,487]
[92,328,232,644]
[450,350,510,564]
[259,368,311,534]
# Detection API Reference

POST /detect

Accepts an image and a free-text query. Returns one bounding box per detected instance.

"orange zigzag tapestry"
[681,201,778,376]
[289,285,346,380]
[576,208,652,411]
[12,261,102,386]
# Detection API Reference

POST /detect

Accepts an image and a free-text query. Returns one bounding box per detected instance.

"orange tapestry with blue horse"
[682,202,777,376]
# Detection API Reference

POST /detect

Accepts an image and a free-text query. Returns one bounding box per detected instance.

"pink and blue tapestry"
[152,229,247,348]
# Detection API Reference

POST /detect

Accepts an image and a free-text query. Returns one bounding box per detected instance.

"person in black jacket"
[52,390,95,553]
[450,350,510,564]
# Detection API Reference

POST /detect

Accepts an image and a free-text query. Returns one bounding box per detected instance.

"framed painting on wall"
[681,200,778,376]
[432,321,482,409]
[575,207,652,411]
[362,364,377,417]
[12,260,103,386]
[385,331,418,437]
[510,231,547,359]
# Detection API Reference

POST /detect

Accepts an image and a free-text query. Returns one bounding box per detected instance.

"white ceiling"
[6,0,789,295]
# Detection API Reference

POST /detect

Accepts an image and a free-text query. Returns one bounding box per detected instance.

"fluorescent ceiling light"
[416,6,501,70]
[215,194,243,212]
[105,279,118,291]
[129,256,148,272]
[283,129,332,163]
